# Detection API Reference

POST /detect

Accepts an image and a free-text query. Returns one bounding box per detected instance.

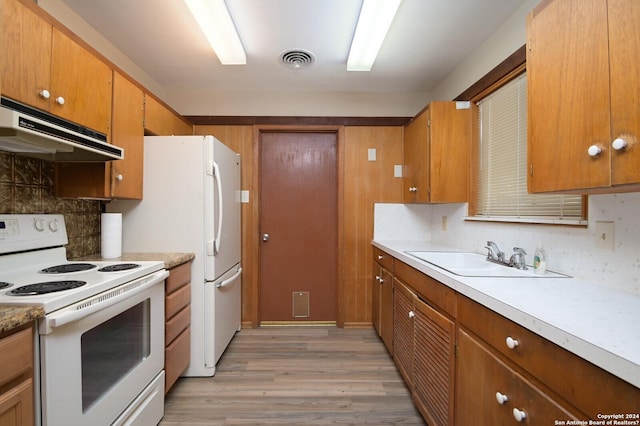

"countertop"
[0,305,44,334]
[373,240,640,389]
[77,252,195,270]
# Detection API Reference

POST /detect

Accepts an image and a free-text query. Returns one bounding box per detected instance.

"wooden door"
[527,0,611,192]
[259,132,337,323]
[608,0,640,186]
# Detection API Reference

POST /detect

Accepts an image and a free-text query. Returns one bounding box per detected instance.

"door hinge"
[427,119,431,127]
[530,163,534,177]
[454,343,459,358]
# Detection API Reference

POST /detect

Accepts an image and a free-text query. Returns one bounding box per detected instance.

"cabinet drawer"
[166,283,190,319]
[166,262,191,294]
[165,328,190,394]
[166,306,190,346]
[458,294,640,417]
[395,260,456,316]
[0,327,32,388]
[372,247,394,272]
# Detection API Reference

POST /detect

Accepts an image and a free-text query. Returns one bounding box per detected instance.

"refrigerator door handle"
[213,161,223,255]
[216,267,242,289]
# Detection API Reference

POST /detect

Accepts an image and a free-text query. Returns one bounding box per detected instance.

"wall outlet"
[441,216,448,231]
[595,221,614,250]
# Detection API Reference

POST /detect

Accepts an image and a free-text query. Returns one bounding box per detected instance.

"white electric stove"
[0,214,168,426]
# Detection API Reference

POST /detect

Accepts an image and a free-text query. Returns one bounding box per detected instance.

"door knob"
[262,233,270,242]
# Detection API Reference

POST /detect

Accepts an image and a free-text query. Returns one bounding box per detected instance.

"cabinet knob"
[408,310,415,319]
[505,336,519,350]
[512,408,527,422]
[115,174,124,181]
[377,255,383,260]
[39,89,50,99]
[409,186,417,192]
[495,392,509,405]
[587,145,602,157]
[55,96,66,105]
[612,138,628,151]
[375,275,382,283]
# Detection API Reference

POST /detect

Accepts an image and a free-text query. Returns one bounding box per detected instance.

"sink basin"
[405,251,570,278]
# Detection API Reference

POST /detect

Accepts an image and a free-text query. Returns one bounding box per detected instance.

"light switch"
[595,221,614,250]
[240,190,250,203]
[394,165,403,177]
[368,148,376,161]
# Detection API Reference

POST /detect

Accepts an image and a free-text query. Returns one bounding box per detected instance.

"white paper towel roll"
[101,213,122,259]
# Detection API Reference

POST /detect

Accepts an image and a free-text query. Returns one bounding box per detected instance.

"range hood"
[0,97,123,162]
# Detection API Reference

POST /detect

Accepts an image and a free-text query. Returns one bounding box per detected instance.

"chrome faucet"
[485,241,505,263]
[510,247,527,270]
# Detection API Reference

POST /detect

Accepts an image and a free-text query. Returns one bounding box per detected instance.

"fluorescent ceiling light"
[184,0,246,65]
[347,0,402,71]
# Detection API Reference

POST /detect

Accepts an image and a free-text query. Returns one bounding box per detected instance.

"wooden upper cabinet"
[110,72,144,199]
[2,0,52,111]
[49,28,112,135]
[55,72,144,200]
[144,94,193,136]
[527,0,640,193]
[1,0,112,135]
[403,101,471,203]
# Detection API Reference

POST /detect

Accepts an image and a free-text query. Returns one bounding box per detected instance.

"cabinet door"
[0,379,34,426]
[413,297,455,426]
[403,110,429,203]
[379,267,394,354]
[50,28,112,134]
[456,329,519,426]
[144,94,193,136]
[111,71,144,199]
[392,278,415,387]
[428,102,470,202]
[608,0,640,186]
[527,0,612,192]
[1,0,52,110]
[372,262,382,336]
[456,330,579,426]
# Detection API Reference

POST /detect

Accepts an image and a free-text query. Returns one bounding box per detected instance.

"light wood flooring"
[160,327,426,425]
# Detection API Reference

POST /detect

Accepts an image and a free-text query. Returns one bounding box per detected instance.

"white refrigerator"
[108,135,242,377]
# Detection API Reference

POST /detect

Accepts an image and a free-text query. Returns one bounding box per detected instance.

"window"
[469,72,586,224]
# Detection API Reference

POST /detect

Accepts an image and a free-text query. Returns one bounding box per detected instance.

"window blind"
[474,73,583,221]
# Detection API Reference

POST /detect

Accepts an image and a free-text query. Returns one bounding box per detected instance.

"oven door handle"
[45,269,169,330]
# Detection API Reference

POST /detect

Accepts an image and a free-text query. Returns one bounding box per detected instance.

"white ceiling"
[58,0,523,96]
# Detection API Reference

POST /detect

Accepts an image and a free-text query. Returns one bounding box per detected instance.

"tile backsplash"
[0,151,101,258]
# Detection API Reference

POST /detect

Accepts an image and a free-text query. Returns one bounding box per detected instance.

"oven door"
[38,269,168,426]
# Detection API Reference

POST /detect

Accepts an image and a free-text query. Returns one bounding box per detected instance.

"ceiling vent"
[279,49,315,69]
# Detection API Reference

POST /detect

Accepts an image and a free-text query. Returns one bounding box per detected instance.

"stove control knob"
[48,219,59,232]
[33,218,45,232]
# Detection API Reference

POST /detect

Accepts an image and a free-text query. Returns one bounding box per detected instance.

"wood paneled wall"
[194,125,403,327]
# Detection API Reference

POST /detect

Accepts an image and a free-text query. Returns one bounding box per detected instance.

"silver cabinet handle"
[262,233,270,242]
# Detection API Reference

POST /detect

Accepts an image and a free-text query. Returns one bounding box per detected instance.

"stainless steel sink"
[405,251,570,278]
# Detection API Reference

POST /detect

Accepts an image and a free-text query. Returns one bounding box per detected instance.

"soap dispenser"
[533,243,547,274]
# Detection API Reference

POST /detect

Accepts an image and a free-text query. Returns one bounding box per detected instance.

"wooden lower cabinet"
[393,277,455,426]
[456,329,578,425]
[377,246,640,426]
[165,261,192,393]
[372,247,394,353]
[0,325,34,426]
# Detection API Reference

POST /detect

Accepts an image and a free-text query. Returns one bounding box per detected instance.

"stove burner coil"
[40,263,97,274]
[98,263,141,272]
[0,282,12,290]
[8,280,87,296]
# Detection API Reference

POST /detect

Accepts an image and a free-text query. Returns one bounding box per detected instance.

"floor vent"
[292,291,310,317]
